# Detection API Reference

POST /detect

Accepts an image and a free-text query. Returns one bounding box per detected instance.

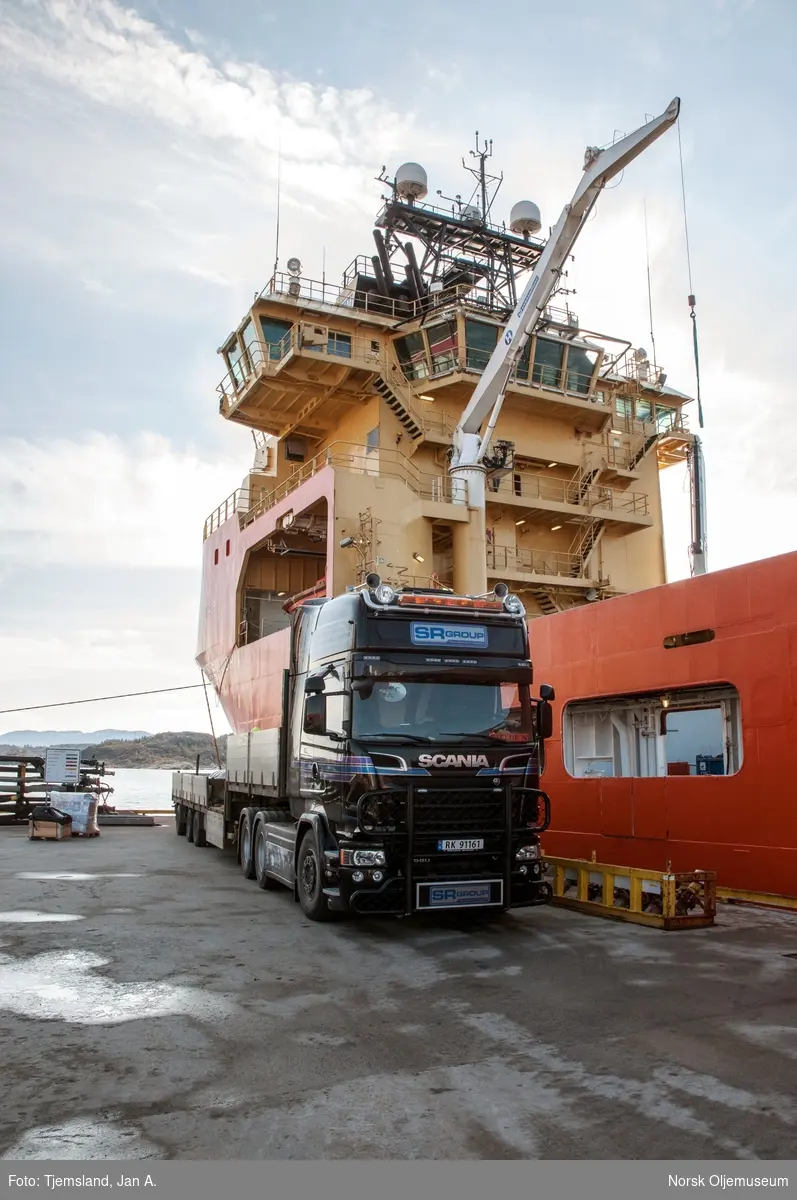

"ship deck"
[1,823,797,1160]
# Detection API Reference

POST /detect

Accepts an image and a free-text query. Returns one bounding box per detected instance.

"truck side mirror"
[304,693,326,734]
[539,683,555,702]
[305,674,325,694]
[538,700,554,741]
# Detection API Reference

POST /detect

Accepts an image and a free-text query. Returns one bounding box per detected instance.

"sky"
[1,0,795,736]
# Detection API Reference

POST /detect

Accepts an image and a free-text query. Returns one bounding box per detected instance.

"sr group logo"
[410,622,489,649]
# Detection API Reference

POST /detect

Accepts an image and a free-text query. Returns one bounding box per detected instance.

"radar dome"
[395,162,428,201]
[461,204,482,225]
[509,200,542,236]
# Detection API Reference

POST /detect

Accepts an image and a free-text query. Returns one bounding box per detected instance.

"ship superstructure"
[200,106,693,731]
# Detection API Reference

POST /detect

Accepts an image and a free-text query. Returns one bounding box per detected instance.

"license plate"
[437,838,484,852]
[417,880,503,909]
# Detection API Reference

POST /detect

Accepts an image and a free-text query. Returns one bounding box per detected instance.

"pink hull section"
[197,467,334,733]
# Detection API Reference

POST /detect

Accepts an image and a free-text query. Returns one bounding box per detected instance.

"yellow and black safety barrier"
[542,853,716,930]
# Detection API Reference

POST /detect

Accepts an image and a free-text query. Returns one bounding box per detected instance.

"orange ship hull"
[533,550,797,899]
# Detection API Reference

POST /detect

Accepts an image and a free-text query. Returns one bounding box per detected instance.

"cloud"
[0,432,242,569]
[0,0,430,333]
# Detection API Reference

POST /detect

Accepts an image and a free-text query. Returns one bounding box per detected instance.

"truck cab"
[283,576,553,917]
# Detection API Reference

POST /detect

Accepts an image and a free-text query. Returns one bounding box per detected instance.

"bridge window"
[241,319,260,370]
[224,338,247,389]
[465,320,499,371]
[427,319,458,374]
[565,346,598,395]
[327,330,352,358]
[395,332,429,380]
[563,684,743,779]
[258,316,293,361]
[532,337,564,389]
[656,406,681,433]
[514,339,533,381]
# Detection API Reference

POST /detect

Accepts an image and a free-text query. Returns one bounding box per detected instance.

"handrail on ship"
[202,442,651,540]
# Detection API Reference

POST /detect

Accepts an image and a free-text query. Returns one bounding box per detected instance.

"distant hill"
[0,732,223,769]
[0,729,149,747]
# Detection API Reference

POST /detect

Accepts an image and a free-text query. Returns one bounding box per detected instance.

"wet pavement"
[1,823,796,1160]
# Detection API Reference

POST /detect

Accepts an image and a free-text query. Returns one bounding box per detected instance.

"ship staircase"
[571,464,602,505]
[569,518,605,578]
[629,429,659,471]
[529,588,560,616]
[372,374,423,441]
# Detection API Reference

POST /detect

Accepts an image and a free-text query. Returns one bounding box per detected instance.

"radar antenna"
[462,131,503,221]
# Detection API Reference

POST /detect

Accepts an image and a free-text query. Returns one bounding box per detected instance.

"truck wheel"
[186,807,195,843]
[239,810,256,879]
[175,805,187,836]
[297,829,333,921]
[194,813,207,848]
[254,822,278,890]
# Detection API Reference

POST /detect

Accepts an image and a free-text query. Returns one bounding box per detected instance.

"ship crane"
[448,98,681,595]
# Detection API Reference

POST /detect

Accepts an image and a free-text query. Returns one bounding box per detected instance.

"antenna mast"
[643,199,658,372]
[463,131,503,219]
[273,140,282,282]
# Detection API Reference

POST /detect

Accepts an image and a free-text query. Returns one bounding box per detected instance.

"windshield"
[352,680,533,743]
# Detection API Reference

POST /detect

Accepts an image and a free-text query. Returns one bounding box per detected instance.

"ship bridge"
[207,139,695,626]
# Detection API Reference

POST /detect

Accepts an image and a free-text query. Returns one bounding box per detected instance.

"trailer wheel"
[254,821,278,890]
[239,810,256,879]
[186,807,195,843]
[194,813,207,848]
[297,828,333,921]
[175,804,187,836]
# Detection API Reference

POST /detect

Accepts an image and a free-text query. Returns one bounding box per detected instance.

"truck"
[172,575,555,920]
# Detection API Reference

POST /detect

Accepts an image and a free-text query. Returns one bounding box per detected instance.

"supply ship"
[195,99,796,905]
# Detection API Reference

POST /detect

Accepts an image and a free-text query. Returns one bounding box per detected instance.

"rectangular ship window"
[563,684,743,779]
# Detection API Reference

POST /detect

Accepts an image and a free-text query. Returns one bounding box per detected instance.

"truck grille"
[413,854,504,879]
[412,790,506,835]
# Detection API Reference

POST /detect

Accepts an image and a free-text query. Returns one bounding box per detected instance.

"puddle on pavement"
[16,873,143,881]
[1,1116,160,1160]
[0,948,235,1024]
[0,911,83,923]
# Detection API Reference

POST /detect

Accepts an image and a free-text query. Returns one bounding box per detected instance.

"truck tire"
[186,807,195,843]
[239,810,256,879]
[254,821,279,890]
[297,828,333,921]
[175,804,187,836]
[194,813,207,848]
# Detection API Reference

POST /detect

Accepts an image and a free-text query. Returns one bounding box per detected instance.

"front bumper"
[340,865,552,915]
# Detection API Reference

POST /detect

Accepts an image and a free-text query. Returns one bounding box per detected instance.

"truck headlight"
[341,848,387,867]
[516,844,539,861]
[504,594,524,615]
[373,583,396,605]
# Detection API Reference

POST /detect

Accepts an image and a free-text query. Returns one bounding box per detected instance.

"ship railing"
[420,409,457,438]
[204,442,465,538]
[217,326,423,431]
[488,469,649,516]
[443,345,607,406]
[487,545,587,580]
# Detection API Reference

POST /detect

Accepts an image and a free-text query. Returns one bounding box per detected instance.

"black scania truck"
[172,576,555,920]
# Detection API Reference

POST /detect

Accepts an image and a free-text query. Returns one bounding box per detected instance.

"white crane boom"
[451,98,681,477]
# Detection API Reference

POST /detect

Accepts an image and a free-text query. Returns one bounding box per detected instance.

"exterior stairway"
[530,588,560,616]
[570,519,605,577]
[629,429,659,470]
[373,374,423,441]
[572,465,601,505]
